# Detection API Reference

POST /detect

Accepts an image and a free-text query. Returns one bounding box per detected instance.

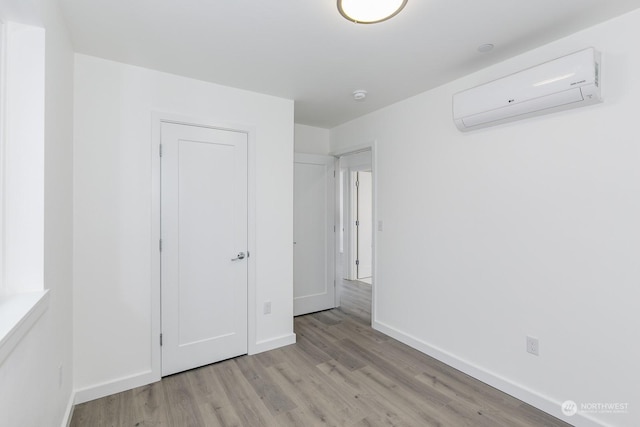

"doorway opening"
[336,148,374,325]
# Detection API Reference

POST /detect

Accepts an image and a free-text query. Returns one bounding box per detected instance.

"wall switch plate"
[526,336,539,356]
[264,301,271,315]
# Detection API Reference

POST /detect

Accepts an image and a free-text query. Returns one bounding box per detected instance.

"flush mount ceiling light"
[338,0,408,24]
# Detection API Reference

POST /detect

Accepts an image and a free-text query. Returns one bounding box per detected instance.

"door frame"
[331,141,377,324]
[150,112,257,380]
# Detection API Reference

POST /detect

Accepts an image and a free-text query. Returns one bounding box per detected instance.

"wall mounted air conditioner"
[452,48,601,132]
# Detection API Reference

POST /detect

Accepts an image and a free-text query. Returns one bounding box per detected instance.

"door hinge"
[355,179,359,188]
[355,220,359,226]
[160,333,163,346]
[159,239,163,252]
[159,144,163,157]
[333,225,336,232]
[356,259,360,266]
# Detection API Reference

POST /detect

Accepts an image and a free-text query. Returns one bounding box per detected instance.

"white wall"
[331,9,640,427]
[295,123,330,154]
[0,0,75,425]
[73,54,295,400]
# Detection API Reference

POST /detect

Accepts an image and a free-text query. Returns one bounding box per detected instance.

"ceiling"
[58,0,640,128]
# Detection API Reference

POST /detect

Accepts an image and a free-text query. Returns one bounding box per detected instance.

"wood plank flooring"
[70,280,570,426]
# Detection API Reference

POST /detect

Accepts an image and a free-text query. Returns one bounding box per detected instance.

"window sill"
[0,289,49,365]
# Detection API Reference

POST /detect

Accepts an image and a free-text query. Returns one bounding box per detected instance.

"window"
[0,21,5,294]
[0,20,48,364]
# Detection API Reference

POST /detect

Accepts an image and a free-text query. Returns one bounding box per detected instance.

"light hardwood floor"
[70,280,570,426]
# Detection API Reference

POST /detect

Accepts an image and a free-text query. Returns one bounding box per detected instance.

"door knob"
[231,252,246,261]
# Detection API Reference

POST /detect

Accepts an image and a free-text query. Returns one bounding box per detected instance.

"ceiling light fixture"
[338,0,408,24]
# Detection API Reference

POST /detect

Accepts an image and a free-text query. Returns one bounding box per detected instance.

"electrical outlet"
[526,336,539,356]
[264,301,271,315]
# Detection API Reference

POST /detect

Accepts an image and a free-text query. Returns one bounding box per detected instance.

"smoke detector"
[353,90,368,101]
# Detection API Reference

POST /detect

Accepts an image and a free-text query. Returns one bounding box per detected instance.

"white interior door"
[161,122,248,377]
[293,154,335,316]
[356,171,373,279]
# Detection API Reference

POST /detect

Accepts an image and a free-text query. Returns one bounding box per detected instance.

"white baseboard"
[61,390,75,427]
[373,320,608,427]
[251,333,296,355]
[68,324,612,426]
[73,369,159,405]
[73,334,296,406]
